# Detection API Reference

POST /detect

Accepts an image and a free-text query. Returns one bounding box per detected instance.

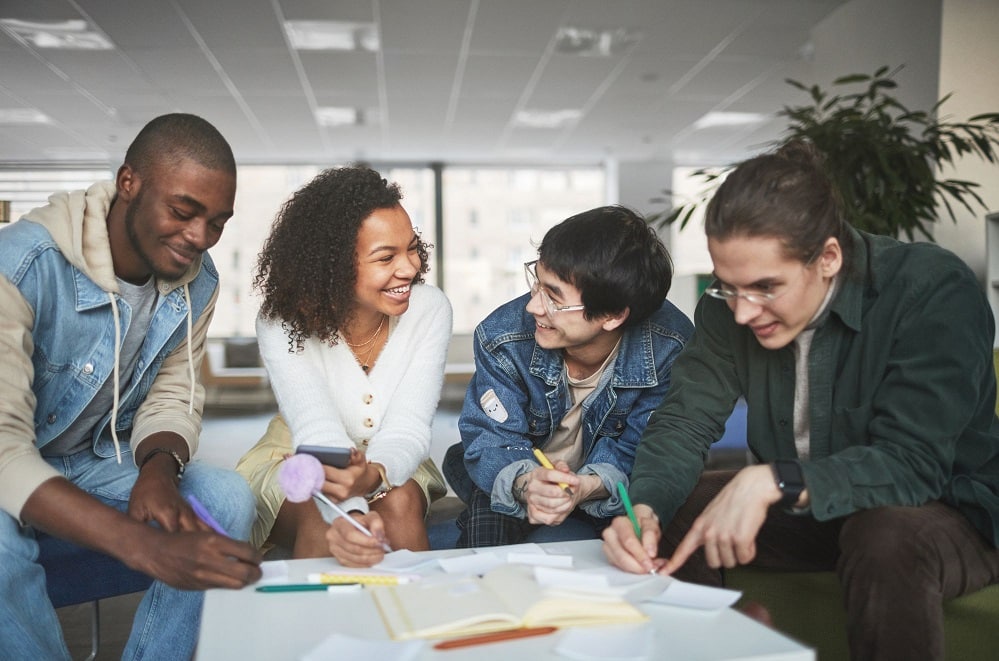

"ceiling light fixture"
[0,18,113,50]
[285,20,379,51]
[554,26,640,57]
[514,109,582,129]
[693,111,770,130]
[315,107,365,127]
[0,108,51,124]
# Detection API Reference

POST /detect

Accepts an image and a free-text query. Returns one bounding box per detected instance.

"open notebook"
[371,564,648,640]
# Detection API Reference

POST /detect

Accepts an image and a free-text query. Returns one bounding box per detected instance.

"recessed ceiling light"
[0,108,51,124]
[693,111,770,130]
[514,109,582,129]
[285,20,379,51]
[0,18,113,50]
[315,107,363,127]
[554,26,640,57]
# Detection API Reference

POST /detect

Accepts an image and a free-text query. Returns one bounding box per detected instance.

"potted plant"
[654,66,999,241]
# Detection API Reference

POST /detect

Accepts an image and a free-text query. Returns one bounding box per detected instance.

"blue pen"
[186,494,230,537]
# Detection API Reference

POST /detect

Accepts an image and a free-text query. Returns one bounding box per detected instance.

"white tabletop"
[197,539,813,661]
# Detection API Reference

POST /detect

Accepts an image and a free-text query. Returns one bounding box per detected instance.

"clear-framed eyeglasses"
[704,248,821,306]
[524,260,586,317]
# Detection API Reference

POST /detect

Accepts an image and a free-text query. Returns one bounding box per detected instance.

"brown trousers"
[661,470,999,661]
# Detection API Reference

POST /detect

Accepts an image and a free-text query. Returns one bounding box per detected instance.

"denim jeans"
[0,449,255,661]
[661,470,999,661]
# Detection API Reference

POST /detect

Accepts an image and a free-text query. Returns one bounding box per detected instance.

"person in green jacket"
[602,140,999,660]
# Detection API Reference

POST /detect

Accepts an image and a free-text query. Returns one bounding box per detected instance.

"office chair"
[38,532,153,661]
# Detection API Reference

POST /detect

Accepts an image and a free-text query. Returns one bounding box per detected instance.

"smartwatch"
[771,459,805,508]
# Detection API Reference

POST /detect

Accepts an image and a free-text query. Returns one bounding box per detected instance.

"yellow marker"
[532,448,574,497]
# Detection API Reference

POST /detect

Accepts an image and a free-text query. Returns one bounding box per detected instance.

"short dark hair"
[704,140,852,269]
[124,113,236,178]
[254,166,430,351]
[538,205,672,327]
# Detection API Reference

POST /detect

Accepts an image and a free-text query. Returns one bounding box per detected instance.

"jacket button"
[779,419,787,427]
[363,393,373,405]
[47,413,57,424]
[82,363,94,375]
[363,417,374,428]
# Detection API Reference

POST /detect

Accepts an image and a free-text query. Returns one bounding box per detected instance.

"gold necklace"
[354,322,385,373]
[342,314,386,348]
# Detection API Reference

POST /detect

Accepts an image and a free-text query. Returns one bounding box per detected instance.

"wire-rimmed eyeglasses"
[524,260,585,317]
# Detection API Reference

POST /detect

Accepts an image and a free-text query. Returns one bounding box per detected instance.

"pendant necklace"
[344,315,387,373]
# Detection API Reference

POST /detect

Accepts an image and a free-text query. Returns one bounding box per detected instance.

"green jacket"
[630,229,999,545]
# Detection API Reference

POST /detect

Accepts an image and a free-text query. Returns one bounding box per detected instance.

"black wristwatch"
[771,459,805,508]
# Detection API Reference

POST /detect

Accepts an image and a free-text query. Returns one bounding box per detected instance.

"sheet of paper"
[534,566,611,592]
[300,633,423,661]
[375,549,440,573]
[507,551,573,568]
[438,551,504,574]
[555,622,654,660]
[473,542,546,555]
[646,579,742,610]
[256,560,289,584]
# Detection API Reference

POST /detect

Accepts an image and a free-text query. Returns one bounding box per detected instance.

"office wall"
[935,0,999,280]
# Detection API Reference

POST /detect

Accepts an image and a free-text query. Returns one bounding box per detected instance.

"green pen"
[616,481,642,538]
[255,583,359,593]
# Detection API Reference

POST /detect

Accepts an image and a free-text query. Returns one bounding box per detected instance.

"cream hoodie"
[0,181,218,519]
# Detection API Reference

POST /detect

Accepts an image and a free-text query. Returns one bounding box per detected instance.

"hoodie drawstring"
[108,293,123,464]
[106,285,196,466]
[184,283,194,414]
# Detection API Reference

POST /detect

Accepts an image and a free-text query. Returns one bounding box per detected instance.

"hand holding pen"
[600,483,666,575]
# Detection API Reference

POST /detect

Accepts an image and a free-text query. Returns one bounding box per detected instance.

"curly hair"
[254,166,430,351]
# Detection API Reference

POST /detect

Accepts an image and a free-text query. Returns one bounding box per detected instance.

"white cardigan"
[257,284,453,513]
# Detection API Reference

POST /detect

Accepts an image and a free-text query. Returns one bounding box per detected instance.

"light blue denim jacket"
[446,293,693,519]
[0,182,218,517]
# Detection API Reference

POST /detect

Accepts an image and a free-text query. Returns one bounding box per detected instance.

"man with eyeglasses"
[442,206,693,548]
[603,142,999,660]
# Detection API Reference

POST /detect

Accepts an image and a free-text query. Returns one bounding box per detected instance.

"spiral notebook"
[370,564,648,640]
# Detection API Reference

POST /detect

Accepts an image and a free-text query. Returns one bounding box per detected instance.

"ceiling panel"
[76,0,197,49]
[469,0,567,54]
[278,0,376,22]
[379,0,471,53]
[299,50,379,96]
[213,48,305,95]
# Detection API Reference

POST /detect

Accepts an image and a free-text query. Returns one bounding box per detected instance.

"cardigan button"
[362,393,373,405]
[363,417,374,428]
[361,438,369,446]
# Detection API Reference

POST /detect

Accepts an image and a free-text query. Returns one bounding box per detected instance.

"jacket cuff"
[488,459,537,518]
[577,462,627,519]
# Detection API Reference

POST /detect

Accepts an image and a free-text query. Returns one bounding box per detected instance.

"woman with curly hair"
[235,166,451,566]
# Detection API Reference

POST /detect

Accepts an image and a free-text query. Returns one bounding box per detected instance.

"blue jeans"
[0,450,255,661]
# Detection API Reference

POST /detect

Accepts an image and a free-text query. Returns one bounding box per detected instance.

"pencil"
[532,448,574,496]
[433,626,558,650]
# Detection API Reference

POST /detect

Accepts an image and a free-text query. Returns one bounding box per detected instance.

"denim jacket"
[0,182,218,518]
[445,293,692,519]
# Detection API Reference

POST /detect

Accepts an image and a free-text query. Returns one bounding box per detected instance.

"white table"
[197,540,813,660]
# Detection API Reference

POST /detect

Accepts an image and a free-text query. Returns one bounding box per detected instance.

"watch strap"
[771,459,804,508]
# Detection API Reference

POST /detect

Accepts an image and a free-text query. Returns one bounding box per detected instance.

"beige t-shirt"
[543,340,622,470]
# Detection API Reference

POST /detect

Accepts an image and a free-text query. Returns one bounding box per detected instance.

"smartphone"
[295,444,352,468]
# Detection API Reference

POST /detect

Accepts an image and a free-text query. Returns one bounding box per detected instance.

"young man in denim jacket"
[443,206,693,547]
[0,114,262,660]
